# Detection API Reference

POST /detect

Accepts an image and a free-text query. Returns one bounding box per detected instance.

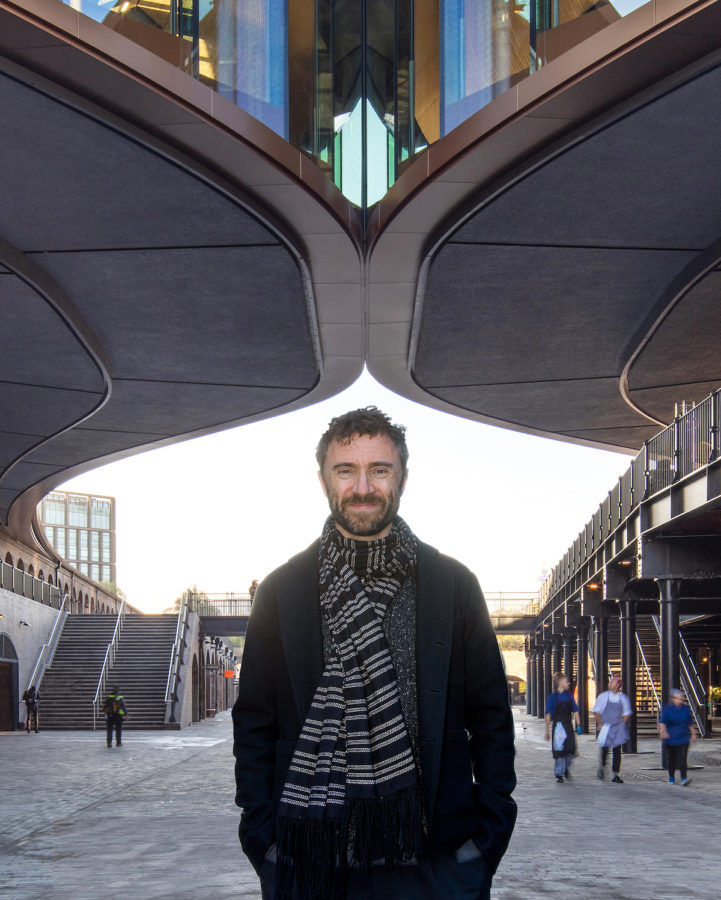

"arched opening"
[28,564,35,577]
[16,559,24,572]
[90,597,95,613]
[0,634,19,731]
[192,655,200,724]
[38,570,44,581]
[4,552,12,566]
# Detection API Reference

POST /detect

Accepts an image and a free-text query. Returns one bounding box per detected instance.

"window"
[55,528,66,558]
[90,498,111,529]
[101,565,111,583]
[101,532,111,562]
[90,564,100,582]
[44,494,66,525]
[91,532,100,562]
[68,495,88,527]
[78,563,88,576]
[67,529,77,561]
[44,526,54,544]
[79,530,88,561]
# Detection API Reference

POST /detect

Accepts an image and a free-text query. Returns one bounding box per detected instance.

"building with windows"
[38,492,116,586]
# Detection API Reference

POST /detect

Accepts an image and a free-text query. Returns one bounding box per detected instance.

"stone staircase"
[40,614,118,729]
[40,613,177,730]
[106,615,177,729]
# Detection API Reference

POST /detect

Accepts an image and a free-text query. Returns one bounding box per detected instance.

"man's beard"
[327,489,400,539]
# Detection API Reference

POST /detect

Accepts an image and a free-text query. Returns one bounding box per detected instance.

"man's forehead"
[326,432,401,462]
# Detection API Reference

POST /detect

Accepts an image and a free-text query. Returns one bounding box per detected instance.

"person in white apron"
[593,675,632,783]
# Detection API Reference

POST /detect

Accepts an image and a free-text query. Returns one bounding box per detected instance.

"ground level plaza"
[2,710,721,899]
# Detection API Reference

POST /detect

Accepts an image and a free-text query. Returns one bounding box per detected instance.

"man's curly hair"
[316,406,408,472]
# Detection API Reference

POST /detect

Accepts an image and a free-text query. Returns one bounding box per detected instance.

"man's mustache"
[342,494,384,507]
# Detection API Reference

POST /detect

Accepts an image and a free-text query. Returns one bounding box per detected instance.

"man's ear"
[317,469,328,497]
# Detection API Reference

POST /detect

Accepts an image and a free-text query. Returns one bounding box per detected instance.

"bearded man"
[233,407,516,899]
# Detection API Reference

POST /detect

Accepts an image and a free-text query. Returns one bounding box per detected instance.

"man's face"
[319,433,407,541]
[609,677,621,693]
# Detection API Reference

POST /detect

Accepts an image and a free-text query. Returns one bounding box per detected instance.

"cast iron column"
[551,633,562,675]
[620,596,638,753]
[594,615,609,694]
[658,579,682,708]
[535,637,545,719]
[526,639,534,716]
[563,630,574,683]
[543,637,553,711]
[576,624,589,733]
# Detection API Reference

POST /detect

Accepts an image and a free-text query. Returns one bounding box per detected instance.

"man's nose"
[353,469,374,494]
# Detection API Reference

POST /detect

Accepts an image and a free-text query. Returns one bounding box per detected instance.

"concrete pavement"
[2,709,720,898]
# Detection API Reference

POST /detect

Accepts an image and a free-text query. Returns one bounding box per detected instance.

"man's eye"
[372,468,390,477]
[337,468,352,477]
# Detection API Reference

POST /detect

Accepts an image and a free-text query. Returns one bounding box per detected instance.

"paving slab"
[2,709,720,898]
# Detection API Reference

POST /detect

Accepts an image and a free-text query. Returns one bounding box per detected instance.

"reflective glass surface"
[58,0,649,205]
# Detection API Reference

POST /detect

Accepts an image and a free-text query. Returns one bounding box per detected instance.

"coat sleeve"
[232,577,281,872]
[462,570,517,873]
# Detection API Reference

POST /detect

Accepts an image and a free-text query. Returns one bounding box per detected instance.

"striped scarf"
[275,517,422,899]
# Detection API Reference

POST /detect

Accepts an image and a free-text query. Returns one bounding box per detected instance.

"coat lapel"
[416,541,453,825]
[276,540,324,722]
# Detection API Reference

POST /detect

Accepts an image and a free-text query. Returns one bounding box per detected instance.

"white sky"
[60,370,632,613]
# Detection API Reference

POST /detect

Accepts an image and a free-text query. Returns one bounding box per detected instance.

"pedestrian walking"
[23,685,40,733]
[593,675,632,783]
[102,685,127,747]
[233,406,517,900]
[545,673,581,782]
[659,688,697,785]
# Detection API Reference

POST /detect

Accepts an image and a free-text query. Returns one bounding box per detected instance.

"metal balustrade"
[189,592,252,618]
[540,390,721,614]
[0,561,60,606]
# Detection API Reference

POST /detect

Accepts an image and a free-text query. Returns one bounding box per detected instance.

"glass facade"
[38,491,116,586]
[58,0,648,205]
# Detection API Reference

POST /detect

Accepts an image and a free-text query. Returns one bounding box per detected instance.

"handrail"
[635,632,659,713]
[26,596,68,690]
[651,616,706,738]
[92,598,126,730]
[164,591,190,724]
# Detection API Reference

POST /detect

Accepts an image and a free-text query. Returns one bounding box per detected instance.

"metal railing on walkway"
[0,560,61,607]
[92,598,127,730]
[540,391,721,606]
[189,592,252,617]
[484,592,540,616]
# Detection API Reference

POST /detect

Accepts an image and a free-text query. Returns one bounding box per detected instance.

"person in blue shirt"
[545,673,581,783]
[659,688,697,785]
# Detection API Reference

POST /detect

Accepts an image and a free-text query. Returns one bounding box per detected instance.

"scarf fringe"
[276,784,423,900]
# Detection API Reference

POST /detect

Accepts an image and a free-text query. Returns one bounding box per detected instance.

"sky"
[60,370,633,613]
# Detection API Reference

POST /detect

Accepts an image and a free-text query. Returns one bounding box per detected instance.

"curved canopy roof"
[2,0,721,548]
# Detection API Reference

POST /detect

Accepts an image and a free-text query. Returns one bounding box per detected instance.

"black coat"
[232,539,517,875]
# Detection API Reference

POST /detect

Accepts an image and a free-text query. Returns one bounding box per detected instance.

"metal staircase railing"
[26,596,68,691]
[635,632,660,717]
[92,598,127,730]
[651,616,707,737]
[164,590,190,725]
